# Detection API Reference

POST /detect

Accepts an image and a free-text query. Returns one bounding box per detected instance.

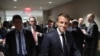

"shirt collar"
[57,28,65,35]
[16,29,23,33]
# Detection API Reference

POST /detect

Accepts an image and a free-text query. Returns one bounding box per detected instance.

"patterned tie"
[18,31,23,56]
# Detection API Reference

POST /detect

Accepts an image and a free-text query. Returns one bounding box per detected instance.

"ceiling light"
[40,7,42,9]
[13,0,17,2]
[14,6,17,8]
[48,1,52,4]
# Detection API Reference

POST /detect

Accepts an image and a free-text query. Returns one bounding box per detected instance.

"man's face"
[29,18,36,26]
[78,18,83,25]
[48,22,54,28]
[87,14,94,22]
[13,18,22,30]
[56,16,69,33]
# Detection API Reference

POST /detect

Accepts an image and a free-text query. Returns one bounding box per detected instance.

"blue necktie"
[18,32,23,56]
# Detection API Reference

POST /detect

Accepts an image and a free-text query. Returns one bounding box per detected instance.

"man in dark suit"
[0,21,11,54]
[39,13,81,56]
[25,17,43,56]
[70,20,84,55]
[78,18,87,30]
[5,15,36,56]
[82,13,98,56]
[43,19,55,33]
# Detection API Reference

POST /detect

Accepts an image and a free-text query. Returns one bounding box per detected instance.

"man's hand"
[36,32,42,37]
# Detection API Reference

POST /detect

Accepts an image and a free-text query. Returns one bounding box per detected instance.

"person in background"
[25,16,43,56]
[78,18,87,30]
[0,21,11,39]
[43,19,55,33]
[78,18,87,56]
[0,34,3,51]
[82,13,98,56]
[5,15,36,56]
[71,19,84,55]
[39,13,81,56]
[0,21,11,54]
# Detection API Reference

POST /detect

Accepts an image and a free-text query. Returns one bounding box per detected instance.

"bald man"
[83,13,98,56]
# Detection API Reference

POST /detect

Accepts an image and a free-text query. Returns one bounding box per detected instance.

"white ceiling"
[0,0,73,10]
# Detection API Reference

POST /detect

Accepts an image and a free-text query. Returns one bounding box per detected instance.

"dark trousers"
[35,45,39,56]
[84,48,96,56]
[18,54,28,56]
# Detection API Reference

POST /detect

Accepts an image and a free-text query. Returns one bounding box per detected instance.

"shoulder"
[25,26,31,30]
[7,29,15,34]
[23,29,32,34]
[36,25,41,28]
[66,31,74,41]
[82,24,86,26]
[91,22,97,26]
[23,29,33,39]
[5,29,15,39]
[48,29,57,35]
[91,22,98,28]
[66,30,73,36]
[43,27,47,29]
[44,29,57,38]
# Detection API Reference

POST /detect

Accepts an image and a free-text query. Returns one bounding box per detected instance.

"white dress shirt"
[57,28,66,48]
[16,29,27,55]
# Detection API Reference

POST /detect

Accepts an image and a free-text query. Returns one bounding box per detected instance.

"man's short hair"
[72,19,78,25]
[12,15,22,22]
[48,20,53,23]
[57,13,70,21]
[29,16,37,22]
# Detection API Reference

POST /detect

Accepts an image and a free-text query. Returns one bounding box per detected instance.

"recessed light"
[48,1,52,4]
[40,7,42,9]
[14,6,17,8]
[13,0,17,2]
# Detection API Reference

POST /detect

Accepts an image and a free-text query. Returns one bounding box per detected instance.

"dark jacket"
[5,29,36,56]
[39,29,81,56]
[85,22,98,48]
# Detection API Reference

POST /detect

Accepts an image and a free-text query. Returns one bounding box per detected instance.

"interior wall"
[6,10,43,25]
[43,10,51,26]
[51,0,100,31]
[0,8,6,23]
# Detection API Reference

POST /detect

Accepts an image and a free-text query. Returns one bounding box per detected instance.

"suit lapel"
[55,30,64,52]
[29,26,32,31]
[65,32,70,55]
[22,29,27,44]
[11,29,17,54]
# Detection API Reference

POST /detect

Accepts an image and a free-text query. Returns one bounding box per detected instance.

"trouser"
[84,48,96,56]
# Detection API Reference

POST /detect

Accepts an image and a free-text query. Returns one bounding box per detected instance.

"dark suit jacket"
[5,29,36,56]
[71,27,84,54]
[43,27,55,33]
[0,27,9,39]
[39,29,81,56]
[85,21,98,48]
[78,24,87,30]
[25,25,43,46]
